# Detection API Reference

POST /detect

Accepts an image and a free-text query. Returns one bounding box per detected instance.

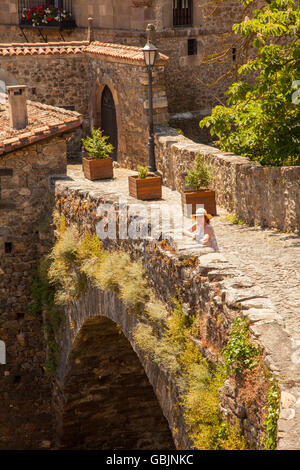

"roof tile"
[0,100,82,156]
[0,40,169,64]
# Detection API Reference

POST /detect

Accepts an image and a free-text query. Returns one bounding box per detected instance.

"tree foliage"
[200,0,300,166]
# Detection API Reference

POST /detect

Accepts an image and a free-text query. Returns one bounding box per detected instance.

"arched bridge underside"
[53,288,188,450]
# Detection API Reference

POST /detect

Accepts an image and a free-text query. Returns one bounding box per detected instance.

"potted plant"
[128,165,162,200]
[182,154,217,217]
[82,128,114,181]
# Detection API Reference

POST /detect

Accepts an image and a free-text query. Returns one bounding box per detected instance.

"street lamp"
[142,28,158,173]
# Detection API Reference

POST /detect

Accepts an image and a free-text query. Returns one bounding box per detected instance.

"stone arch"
[53,288,188,449]
[90,78,121,161]
[55,314,175,449]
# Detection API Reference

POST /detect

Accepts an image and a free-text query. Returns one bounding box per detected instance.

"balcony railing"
[18,0,76,29]
[173,0,193,27]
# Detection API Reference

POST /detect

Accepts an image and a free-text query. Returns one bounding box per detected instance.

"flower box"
[181,189,217,218]
[20,4,75,29]
[128,174,162,200]
[82,157,113,181]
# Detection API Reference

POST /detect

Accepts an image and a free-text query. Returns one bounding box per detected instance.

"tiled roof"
[0,40,169,64]
[0,41,88,57]
[85,41,169,64]
[0,100,82,156]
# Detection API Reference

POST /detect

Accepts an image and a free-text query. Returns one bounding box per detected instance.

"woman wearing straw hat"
[183,207,219,252]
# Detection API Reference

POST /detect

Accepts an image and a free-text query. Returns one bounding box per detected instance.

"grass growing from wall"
[28,256,64,374]
[30,213,151,374]
[134,298,248,450]
[223,317,280,450]
[223,317,259,374]
[264,379,280,450]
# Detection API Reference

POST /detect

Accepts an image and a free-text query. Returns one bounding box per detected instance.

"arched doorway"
[55,316,175,450]
[101,86,118,161]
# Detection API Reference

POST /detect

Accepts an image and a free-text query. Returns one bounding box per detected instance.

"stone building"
[0,40,169,166]
[0,0,247,136]
[0,86,82,448]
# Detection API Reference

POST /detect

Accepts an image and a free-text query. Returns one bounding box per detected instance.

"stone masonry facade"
[0,41,169,164]
[0,0,252,121]
[0,138,66,449]
[0,98,81,448]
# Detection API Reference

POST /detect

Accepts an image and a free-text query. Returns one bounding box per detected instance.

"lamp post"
[142,26,158,173]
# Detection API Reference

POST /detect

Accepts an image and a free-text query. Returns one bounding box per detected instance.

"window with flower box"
[18,0,76,29]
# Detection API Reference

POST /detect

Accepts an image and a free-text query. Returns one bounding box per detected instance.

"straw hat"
[192,207,212,220]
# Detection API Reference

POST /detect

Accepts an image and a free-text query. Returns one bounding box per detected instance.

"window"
[232,47,236,62]
[5,242,13,254]
[188,39,197,56]
[173,0,193,27]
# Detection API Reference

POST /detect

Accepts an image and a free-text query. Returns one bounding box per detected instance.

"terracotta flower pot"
[82,157,113,181]
[128,174,162,200]
[181,189,217,218]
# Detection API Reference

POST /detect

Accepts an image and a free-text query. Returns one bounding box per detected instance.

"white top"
[196,224,219,252]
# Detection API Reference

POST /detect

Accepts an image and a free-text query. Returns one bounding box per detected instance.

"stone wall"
[0,52,91,160]
[0,54,90,113]
[0,136,67,449]
[155,126,300,233]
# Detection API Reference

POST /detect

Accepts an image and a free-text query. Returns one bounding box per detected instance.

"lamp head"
[142,41,158,67]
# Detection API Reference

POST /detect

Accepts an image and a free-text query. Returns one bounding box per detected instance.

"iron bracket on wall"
[19,25,67,43]
[19,27,29,43]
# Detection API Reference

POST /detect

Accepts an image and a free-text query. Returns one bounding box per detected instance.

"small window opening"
[232,47,236,62]
[5,242,13,254]
[188,39,197,56]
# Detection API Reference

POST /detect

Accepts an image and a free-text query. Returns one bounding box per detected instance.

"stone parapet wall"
[53,179,297,449]
[155,126,300,233]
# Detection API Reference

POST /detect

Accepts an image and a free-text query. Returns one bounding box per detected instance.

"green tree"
[200,0,300,166]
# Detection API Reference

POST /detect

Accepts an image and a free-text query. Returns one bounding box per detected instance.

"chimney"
[7,85,28,130]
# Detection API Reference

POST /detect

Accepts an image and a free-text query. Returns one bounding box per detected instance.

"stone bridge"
[50,166,300,451]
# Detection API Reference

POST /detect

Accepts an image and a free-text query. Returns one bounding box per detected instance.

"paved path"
[213,211,300,340]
